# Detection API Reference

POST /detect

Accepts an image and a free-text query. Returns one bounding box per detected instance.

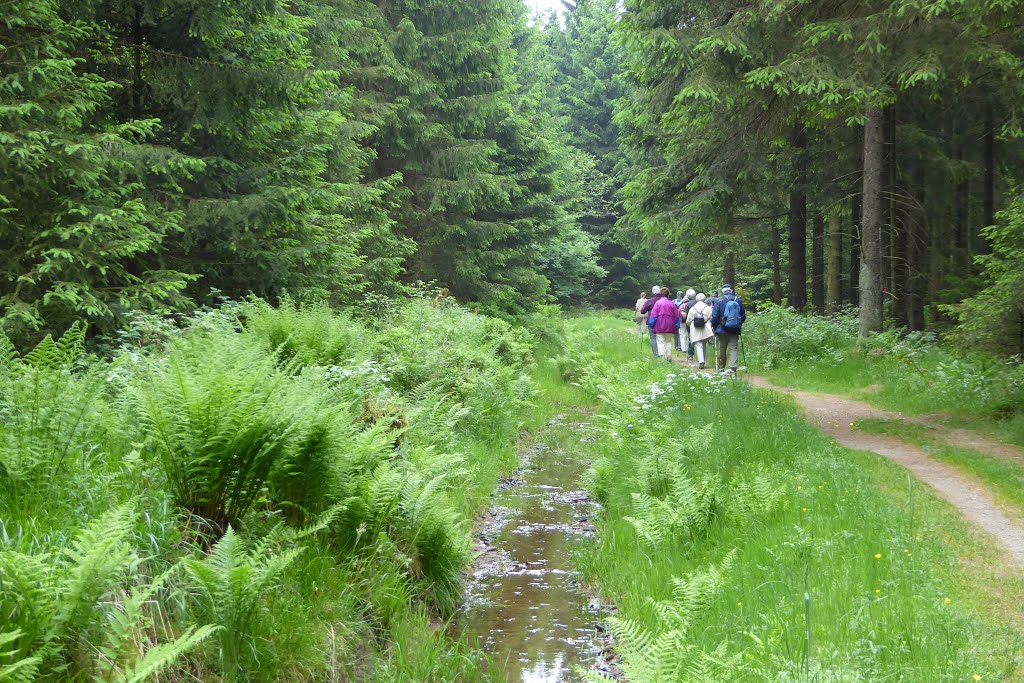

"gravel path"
[743,374,1024,569]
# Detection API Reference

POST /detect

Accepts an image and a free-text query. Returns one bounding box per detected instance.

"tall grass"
[567,314,1021,681]
[0,295,534,680]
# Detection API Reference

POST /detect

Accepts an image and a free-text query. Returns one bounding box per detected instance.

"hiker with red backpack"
[709,285,746,376]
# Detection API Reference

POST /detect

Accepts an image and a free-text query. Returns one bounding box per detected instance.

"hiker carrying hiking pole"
[709,284,746,377]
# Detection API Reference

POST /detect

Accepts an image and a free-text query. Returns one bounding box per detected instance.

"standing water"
[460,415,607,682]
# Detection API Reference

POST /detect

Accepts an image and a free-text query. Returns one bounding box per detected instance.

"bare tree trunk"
[812,211,825,314]
[724,251,736,290]
[771,225,782,304]
[133,3,143,120]
[859,106,885,336]
[826,212,841,314]
[885,104,897,322]
[954,143,970,272]
[906,163,926,331]
[788,124,808,310]
[848,125,863,305]
[981,105,995,255]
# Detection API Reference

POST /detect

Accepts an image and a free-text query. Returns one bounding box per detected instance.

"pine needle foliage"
[0,0,192,344]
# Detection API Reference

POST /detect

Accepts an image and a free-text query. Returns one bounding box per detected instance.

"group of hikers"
[634,285,746,375]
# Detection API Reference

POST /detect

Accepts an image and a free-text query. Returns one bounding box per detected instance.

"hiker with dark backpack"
[709,285,746,376]
[687,293,714,369]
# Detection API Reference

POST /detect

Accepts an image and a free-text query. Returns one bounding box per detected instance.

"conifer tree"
[1,0,191,341]
[69,0,378,303]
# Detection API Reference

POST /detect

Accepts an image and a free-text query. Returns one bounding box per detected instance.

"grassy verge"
[562,313,1023,681]
[855,418,1024,514]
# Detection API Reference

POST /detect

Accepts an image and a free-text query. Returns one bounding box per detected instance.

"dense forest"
[4,0,1024,351]
[4,1,1024,681]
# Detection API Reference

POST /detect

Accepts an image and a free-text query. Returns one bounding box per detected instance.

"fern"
[139,334,297,529]
[184,527,303,678]
[586,552,741,682]
[626,472,723,547]
[56,503,138,634]
[115,624,217,683]
[0,503,204,681]
[0,323,111,512]
[0,631,42,683]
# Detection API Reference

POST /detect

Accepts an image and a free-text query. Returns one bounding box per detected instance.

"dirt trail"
[742,374,1024,569]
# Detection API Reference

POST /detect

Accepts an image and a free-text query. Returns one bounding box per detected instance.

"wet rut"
[460,415,606,682]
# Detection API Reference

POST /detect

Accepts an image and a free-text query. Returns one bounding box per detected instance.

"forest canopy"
[3,0,1024,353]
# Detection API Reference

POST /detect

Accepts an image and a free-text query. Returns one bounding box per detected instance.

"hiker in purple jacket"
[649,287,682,360]
[639,285,664,356]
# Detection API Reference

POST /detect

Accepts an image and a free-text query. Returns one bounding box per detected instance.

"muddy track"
[742,374,1024,569]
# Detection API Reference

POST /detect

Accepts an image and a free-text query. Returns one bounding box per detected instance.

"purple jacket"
[649,297,681,334]
[639,294,663,316]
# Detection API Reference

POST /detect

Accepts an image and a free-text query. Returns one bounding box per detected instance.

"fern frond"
[119,624,218,683]
[57,502,138,632]
[0,633,42,683]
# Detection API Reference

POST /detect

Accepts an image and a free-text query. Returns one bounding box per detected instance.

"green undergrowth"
[0,296,536,681]
[743,305,1024,447]
[856,419,1024,514]
[563,314,1022,681]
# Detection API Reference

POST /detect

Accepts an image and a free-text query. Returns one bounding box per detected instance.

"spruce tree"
[1,0,190,341]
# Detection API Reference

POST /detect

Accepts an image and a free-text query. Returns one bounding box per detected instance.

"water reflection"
[461,433,601,683]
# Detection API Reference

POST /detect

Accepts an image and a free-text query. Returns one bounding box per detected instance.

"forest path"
[743,372,1024,569]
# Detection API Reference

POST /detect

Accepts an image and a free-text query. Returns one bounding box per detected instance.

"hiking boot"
[698,362,705,369]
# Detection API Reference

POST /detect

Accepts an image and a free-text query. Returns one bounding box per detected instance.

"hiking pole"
[740,334,747,372]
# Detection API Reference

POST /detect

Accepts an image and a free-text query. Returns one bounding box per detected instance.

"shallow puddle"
[460,420,604,682]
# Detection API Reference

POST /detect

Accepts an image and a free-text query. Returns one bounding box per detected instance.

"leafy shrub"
[744,304,855,369]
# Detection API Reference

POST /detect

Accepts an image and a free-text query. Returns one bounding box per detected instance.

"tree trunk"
[859,106,885,337]
[812,211,825,314]
[724,251,736,290]
[848,124,863,305]
[981,105,995,255]
[893,203,909,329]
[906,163,926,331]
[826,212,841,314]
[885,104,897,321]
[771,225,782,304]
[133,4,143,120]
[787,124,808,310]
[954,143,970,273]
[850,193,861,304]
